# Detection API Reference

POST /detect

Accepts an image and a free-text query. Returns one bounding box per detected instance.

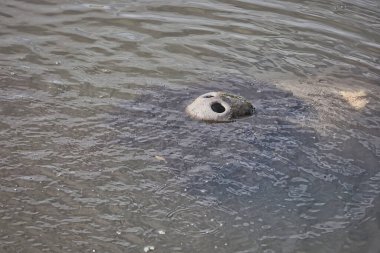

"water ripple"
[0,0,379,252]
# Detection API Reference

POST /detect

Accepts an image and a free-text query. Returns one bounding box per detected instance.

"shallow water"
[1,0,380,252]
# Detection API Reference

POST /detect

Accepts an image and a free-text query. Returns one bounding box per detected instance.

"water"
[1,0,379,252]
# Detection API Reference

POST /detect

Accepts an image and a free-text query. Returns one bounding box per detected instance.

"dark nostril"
[203,95,214,98]
[211,102,225,113]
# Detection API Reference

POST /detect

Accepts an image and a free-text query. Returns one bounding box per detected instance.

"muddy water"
[1,0,380,252]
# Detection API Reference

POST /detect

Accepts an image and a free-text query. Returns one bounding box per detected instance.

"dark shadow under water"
[1,74,379,253]
[106,75,380,253]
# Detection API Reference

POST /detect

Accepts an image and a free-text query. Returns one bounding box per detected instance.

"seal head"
[186,92,254,122]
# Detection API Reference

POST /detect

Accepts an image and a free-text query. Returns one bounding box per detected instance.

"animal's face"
[186,92,254,122]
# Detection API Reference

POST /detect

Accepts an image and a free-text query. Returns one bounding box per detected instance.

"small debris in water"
[154,155,167,163]
[340,90,368,110]
[157,229,166,235]
[143,245,155,252]
[101,68,111,73]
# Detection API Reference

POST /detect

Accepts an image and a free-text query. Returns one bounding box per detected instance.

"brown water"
[1,0,380,252]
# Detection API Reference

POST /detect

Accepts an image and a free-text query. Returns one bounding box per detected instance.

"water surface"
[1,0,380,252]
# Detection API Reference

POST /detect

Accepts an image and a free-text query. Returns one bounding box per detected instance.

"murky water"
[1,0,380,252]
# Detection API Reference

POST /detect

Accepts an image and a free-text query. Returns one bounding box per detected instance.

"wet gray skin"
[221,93,255,119]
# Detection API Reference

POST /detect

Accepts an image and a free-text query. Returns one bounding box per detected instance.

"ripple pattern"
[1,0,380,253]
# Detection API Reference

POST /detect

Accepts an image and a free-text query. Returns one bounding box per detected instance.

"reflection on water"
[0,0,379,252]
